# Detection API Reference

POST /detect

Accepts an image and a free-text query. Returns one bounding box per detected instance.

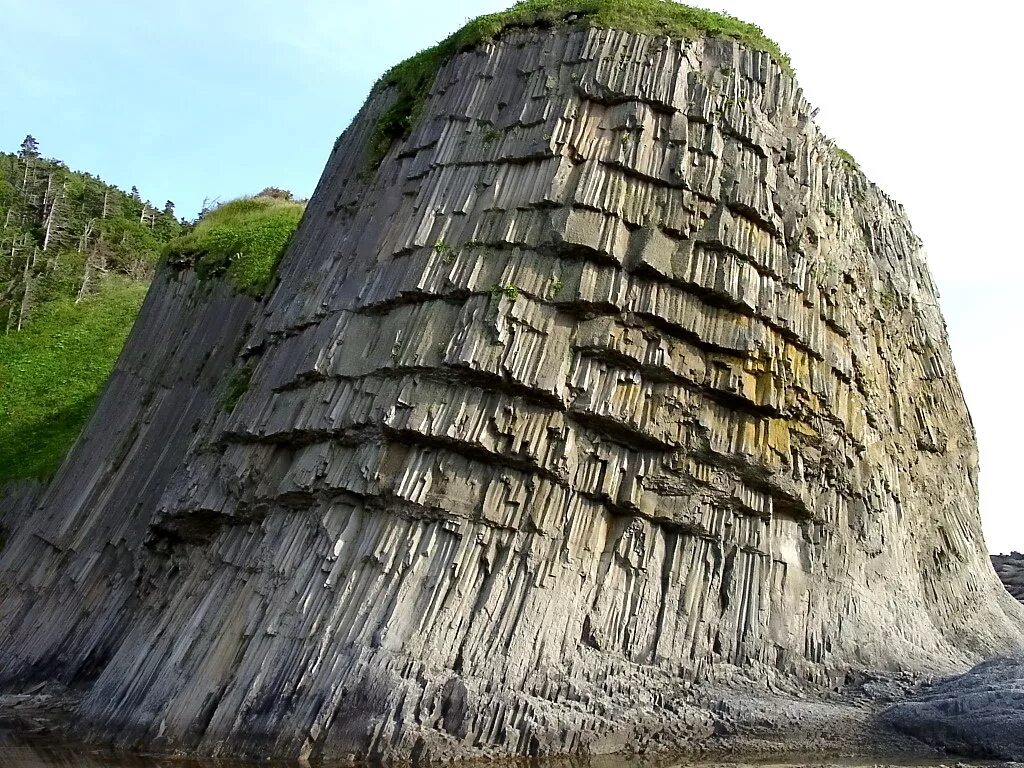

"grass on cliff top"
[0,277,148,485]
[368,0,791,166]
[834,146,859,169]
[163,195,305,296]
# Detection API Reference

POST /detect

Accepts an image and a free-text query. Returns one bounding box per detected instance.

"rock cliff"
[1,4,1022,762]
[993,553,1024,602]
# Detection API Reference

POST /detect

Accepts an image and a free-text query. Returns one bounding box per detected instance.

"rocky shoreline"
[881,557,1024,762]
[0,671,985,765]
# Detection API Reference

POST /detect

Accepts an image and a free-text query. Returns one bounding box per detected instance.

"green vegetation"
[0,277,147,484]
[834,146,859,170]
[481,126,503,146]
[0,137,301,489]
[0,137,183,487]
[491,284,520,301]
[368,0,791,166]
[163,195,305,296]
[433,239,457,263]
[221,364,254,412]
[1,137,182,333]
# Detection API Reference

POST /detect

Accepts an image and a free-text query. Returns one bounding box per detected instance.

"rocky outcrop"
[885,654,1024,760]
[1,11,1021,763]
[992,553,1024,602]
[0,270,259,685]
[0,482,41,548]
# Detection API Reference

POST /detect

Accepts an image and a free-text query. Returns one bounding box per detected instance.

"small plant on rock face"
[549,276,565,297]
[221,364,254,413]
[491,284,519,302]
[835,147,859,170]
[877,287,897,312]
[482,127,502,146]
[434,240,457,263]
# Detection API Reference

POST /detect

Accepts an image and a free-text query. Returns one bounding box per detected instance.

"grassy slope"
[163,196,305,295]
[0,195,304,489]
[0,277,148,484]
[369,0,791,164]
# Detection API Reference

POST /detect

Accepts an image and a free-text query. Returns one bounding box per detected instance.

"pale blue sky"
[3,0,1023,550]
[0,0,521,217]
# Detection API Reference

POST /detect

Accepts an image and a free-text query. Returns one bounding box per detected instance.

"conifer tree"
[18,135,39,159]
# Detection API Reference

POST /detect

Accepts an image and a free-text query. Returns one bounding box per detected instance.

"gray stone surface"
[885,655,1024,760]
[0,270,259,685]
[992,553,1024,602]
[0,24,1021,763]
[0,482,41,544]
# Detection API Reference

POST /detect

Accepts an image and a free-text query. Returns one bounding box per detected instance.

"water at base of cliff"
[0,726,1012,768]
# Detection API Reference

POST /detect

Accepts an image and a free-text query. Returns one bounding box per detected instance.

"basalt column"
[1,22,1021,764]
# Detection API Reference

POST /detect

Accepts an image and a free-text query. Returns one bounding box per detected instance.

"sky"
[1,0,1022,551]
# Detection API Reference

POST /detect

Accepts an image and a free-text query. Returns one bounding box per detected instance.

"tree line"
[0,135,184,333]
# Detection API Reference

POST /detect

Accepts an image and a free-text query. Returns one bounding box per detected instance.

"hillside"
[0,138,304,486]
[0,137,182,329]
[0,137,183,484]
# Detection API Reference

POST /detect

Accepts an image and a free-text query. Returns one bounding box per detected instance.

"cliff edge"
[1,1,1021,762]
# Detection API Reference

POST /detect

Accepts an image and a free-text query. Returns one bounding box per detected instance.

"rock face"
[0,482,41,543]
[992,553,1024,602]
[1,17,1022,763]
[885,654,1024,760]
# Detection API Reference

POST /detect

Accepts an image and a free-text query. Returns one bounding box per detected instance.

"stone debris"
[0,25,1021,763]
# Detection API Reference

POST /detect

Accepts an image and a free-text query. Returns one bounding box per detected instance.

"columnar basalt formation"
[1,12,1022,763]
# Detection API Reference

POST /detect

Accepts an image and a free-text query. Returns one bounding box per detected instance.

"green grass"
[368,0,791,166]
[163,196,305,296]
[834,146,859,170]
[0,277,148,485]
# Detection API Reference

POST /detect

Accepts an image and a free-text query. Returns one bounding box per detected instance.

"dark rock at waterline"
[884,654,1024,761]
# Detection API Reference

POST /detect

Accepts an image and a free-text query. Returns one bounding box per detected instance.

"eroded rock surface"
[885,655,1024,761]
[1,21,1021,763]
[992,553,1024,602]
[0,482,40,547]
